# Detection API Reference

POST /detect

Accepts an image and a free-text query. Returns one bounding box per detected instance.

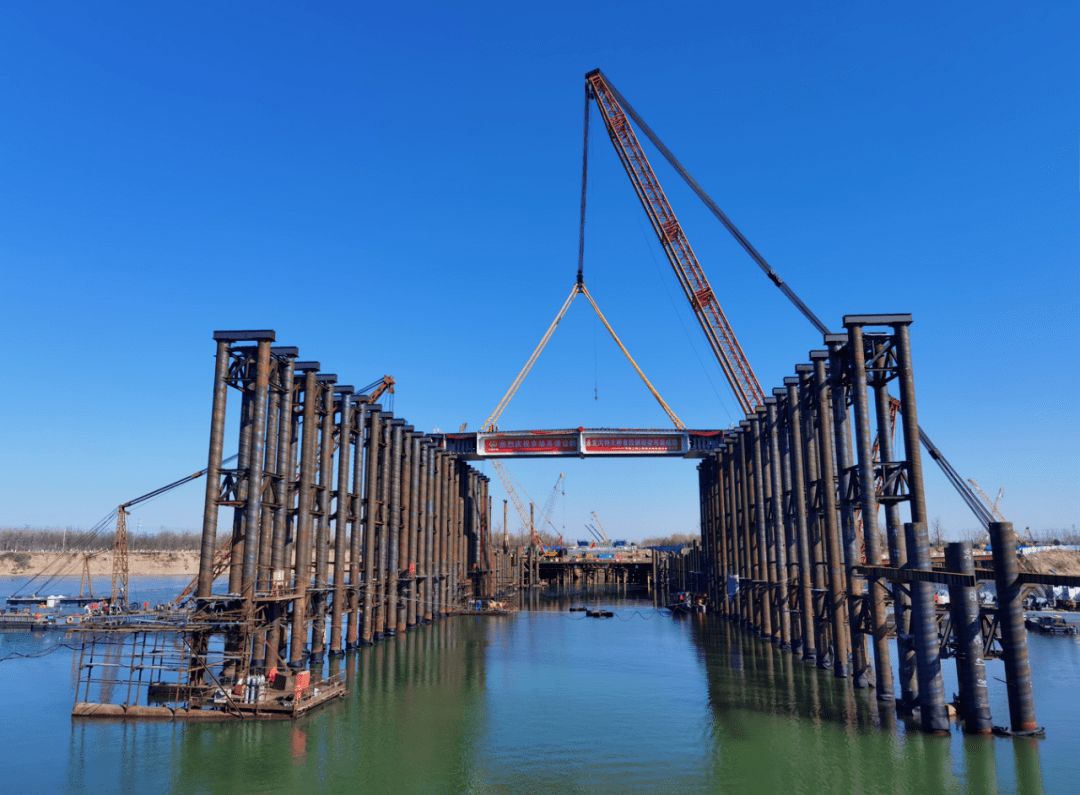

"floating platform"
[0,610,85,629]
[74,672,347,721]
[6,595,98,607]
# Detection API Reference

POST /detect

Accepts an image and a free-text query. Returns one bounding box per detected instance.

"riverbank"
[3,548,1075,581]
[1019,547,1080,576]
[0,550,199,577]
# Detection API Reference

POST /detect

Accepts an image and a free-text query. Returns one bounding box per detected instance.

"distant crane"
[489,460,560,551]
[583,524,604,545]
[112,462,237,606]
[79,552,101,598]
[967,478,1006,522]
[540,473,566,547]
[357,375,395,409]
[590,511,612,546]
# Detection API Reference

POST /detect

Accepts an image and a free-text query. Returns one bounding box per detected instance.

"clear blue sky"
[1,2,1076,543]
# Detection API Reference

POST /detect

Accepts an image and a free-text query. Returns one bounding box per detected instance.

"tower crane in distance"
[488,460,562,553]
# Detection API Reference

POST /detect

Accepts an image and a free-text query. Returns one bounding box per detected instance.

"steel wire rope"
[594,608,670,620]
[0,641,90,664]
[577,80,591,286]
[479,284,581,432]
[11,509,118,597]
[580,284,685,429]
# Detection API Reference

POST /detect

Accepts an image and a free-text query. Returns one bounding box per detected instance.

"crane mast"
[967,478,1007,522]
[489,460,561,551]
[590,511,612,545]
[539,473,566,547]
[586,69,765,415]
[358,375,395,407]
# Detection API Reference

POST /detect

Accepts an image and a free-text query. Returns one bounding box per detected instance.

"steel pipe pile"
[696,314,1041,736]
[72,329,494,722]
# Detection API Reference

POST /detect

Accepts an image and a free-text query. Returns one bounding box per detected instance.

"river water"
[1,577,1078,794]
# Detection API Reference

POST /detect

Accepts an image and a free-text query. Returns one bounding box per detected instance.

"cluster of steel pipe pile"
[690,314,1045,737]
[201,327,503,656]
[74,329,503,721]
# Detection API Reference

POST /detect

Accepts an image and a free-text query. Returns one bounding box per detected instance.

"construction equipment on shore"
[490,460,561,553]
[79,552,99,598]
[968,479,1007,522]
[540,473,566,547]
[590,512,612,546]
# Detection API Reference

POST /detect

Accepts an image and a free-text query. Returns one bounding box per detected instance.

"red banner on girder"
[584,434,682,453]
[482,435,579,455]
[475,430,690,457]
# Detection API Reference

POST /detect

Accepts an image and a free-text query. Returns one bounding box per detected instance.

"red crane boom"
[586,69,765,415]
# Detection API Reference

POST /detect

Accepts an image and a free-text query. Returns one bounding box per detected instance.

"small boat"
[667,592,707,614]
[1024,614,1078,636]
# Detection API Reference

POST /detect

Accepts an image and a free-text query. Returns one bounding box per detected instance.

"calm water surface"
[1,576,1078,794]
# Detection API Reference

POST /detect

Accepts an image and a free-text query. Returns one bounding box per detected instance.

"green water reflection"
[5,581,1072,793]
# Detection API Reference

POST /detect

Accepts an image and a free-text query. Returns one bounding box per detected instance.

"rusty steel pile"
[73,329,506,721]
[671,313,1080,738]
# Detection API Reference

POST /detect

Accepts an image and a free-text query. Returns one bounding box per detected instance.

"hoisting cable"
[480,283,581,432]
[479,78,681,434]
[577,82,592,287]
[579,84,600,400]
[478,280,685,434]
[580,284,685,430]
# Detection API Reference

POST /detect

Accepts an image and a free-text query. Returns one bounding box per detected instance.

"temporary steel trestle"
[73,329,508,722]
[689,314,1054,737]
[70,323,1070,739]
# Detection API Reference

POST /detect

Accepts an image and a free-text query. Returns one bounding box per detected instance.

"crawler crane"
[582,69,996,529]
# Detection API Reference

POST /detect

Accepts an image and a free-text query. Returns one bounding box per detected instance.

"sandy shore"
[3,548,1076,580]
[0,550,200,578]
[1019,548,1080,577]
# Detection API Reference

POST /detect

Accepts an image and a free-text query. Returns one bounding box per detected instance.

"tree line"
[0,527,201,552]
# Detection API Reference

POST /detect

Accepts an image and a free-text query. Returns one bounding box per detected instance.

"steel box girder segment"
[586,70,764,416]
[438,429,732,459]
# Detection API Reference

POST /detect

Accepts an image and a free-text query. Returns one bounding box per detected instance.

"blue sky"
[1,2,1076,543]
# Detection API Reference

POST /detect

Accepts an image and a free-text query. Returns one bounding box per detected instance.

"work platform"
[73,671,346,722]
[439,428,730,460]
